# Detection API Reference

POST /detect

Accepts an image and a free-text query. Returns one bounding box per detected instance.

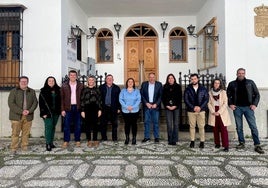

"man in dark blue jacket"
[184,73,209,148]
[99,74,121,141]
[140,72,162,143]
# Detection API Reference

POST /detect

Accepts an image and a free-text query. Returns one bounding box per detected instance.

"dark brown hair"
[125,78,135,89]
[165,73,177,85]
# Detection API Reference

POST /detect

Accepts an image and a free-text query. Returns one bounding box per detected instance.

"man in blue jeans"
[140,72,162,143]
[61,70,84,148]
[227,68,264,154]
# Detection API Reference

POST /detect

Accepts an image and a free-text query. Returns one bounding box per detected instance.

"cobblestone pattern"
[0,139,267,187]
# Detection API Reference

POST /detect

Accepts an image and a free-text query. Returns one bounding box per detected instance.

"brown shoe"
[93,141,99,147]
[87,141,93,147]
[62,142,69,148]
[21,146,28,151]
[76,141,81,147]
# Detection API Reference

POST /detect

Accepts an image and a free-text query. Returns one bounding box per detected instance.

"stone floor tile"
[72,163,91,180]
[250,178,268,185]
[193,166,225,177]
[0,180,16,187]
[40,165,73,178]
[0,166,27,178]
[135,159,174,165]
[125,164,138,180]
[80,178,126,187]
[194,178,242,186]
[91,166,121,177]
[20,163,46,180]
[92,159,128,165]
[23,180,70,187]
[143,166,172,177]
[4,159,41,165]
[229,160,267,166]
[136,178,184,187]
[175,164,192,179]
[242,166,268,176]
[225,164,245,180]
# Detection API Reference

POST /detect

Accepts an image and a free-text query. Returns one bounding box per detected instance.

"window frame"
[96,28,114,63]
[197,17,218,70]
[169,27,188,63]
[0,6,25,90]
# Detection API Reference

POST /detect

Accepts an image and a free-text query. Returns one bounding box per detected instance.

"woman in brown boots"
[81,76,102,147]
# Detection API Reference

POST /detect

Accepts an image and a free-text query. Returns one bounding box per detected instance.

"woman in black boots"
[119,78,141,145]
[39,76,61,151]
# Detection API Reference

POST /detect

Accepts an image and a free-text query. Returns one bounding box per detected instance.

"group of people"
[184,68,264,154]
[7,68,264,154]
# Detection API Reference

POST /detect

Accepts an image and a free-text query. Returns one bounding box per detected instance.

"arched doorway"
[124,24,158,86]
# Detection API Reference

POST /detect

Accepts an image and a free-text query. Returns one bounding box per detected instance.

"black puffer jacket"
[184,84,209,112]
[227,78,260,106]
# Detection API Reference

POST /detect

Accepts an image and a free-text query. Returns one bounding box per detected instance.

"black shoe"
[236,142,245,149]
[255,146,264,154]
[199,142,204,148]
[190,141,195,148]
[142,138,150,143]
[101,137,107,141]
[50,143,56,148]
[132,137,136,145]
[215,144,220,148]
[125,135,129,145]
[223,147,229,152]
[154,138,160,143]
[171,142,176,145]
[46,144,51,151]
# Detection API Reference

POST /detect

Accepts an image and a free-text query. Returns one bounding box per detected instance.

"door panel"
[125,39,157,86]
[143,40,156,78]
[126,40,140,85]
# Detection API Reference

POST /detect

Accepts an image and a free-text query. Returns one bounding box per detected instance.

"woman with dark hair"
[208,79,231,152]
[119,78,141,145]
[39,76,61,151]
[162,74,182,145]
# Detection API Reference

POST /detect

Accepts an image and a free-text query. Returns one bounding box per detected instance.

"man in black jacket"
[227,68,264,154]
[99,74,121,141]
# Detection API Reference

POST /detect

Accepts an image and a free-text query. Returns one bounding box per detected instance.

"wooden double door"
[125,38,158,86]
[124,24,158,86]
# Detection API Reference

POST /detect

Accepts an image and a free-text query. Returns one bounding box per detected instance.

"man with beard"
[184,73,209,148]
[227,68,264,154]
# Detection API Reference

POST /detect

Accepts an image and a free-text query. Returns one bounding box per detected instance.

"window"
[197,17,218,70]
[169,27,187,62]
[0,6,25,89]
[96,29,113,63]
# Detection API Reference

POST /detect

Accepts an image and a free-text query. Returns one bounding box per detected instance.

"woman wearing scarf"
[208,79,231,152]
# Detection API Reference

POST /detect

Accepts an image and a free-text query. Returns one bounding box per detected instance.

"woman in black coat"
[39,76,61,151]
[162,74,182,145]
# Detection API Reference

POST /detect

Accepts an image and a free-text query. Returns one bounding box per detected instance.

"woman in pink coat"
[208,79,231,152]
